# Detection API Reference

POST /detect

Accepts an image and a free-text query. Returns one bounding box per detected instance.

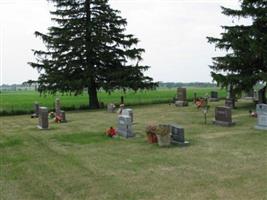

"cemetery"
[1,97,267,199]
[1,0,267,199]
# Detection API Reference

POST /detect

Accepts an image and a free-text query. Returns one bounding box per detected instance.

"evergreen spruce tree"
[29,0,157,109]
[207,0,267,103]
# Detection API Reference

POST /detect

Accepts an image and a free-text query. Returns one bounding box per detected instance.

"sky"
[0,0,247,84]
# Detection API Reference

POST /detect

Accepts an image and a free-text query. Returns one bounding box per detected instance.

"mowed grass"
[0,100,266,200]
[0,87,226,115]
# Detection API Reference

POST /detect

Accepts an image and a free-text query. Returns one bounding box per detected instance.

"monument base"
[171,140,190,146]
[255,125,267,130]
[209,98,219,102]
[213,120,235,127]
[117,130,135,138]
[175,101,188,107]
[37,125,48,130]
[31,113,38,118]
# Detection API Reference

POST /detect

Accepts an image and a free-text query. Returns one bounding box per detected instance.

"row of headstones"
[33,98,67,129]
[175,88,220,107]
[176,88,267,129]
[116,110,188,145]
[213,104,267,130]
[114,104,189,145]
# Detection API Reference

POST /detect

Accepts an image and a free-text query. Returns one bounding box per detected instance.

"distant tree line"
[159,82,217,88]
[1,82,217,91]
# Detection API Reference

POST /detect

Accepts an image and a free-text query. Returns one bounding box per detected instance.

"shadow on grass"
[53,132,117,145]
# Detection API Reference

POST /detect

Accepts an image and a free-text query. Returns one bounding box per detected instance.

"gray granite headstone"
[175,88,188,106]
[255,104,267,130]
[117,115,134,138]
[213,106,235,126]
[60,110,67,122]
[37,107,49,129]
[121,109,133,123]
[55,98,61,116]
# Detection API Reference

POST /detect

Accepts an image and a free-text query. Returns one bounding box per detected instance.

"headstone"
[159,124,189,146]
[213,106,235,126]
[107,103,116,113]
[225,98,235,109]
[255,104,267,130]
[31,102,39,118]
[117,115,134,138]
[175,88,188,107]
[170,124,184,143]
[60,110,67,122]
[120,96,124,104]
[37,107,49,129]
[55,98,61,116]
[121,108,133,122]
[209,91,219,101]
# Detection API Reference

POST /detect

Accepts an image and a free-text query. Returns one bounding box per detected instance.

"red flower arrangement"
[106,127,117,137]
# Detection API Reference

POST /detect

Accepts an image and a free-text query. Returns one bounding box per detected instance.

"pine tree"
[29,0,157,109]
[207,0,267,103]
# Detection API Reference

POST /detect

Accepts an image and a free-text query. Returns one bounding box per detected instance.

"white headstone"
[121,109,133,122]
[117,115,134,138]
[255,104,267,130]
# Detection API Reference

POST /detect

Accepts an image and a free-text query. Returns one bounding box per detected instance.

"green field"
[0,100,266,200]
[0,87,226,115]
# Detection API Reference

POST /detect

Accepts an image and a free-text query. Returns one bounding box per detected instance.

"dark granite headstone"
[255,104,267,130]
[170,124,184,143]
[211,91,218,99]
[210,91,219,101]
[37,107,49,129]
[213,106,235,126]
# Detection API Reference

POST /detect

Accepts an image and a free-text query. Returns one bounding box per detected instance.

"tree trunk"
[88,78,99,109]
[258,85,267,104]
[85,0,99,109]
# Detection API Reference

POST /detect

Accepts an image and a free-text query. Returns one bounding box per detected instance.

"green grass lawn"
[0,100,266,200]
[0,87,226,115]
